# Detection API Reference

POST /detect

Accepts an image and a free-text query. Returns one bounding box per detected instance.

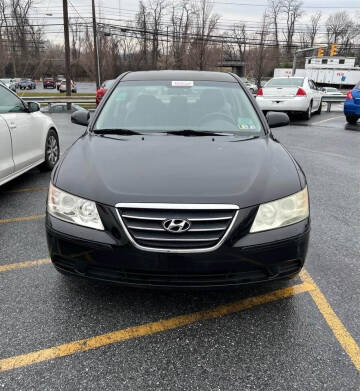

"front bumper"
[46,210,310,288]
[256,97,308,112]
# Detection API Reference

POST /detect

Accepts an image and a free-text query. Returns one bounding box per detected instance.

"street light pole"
[92,0,101,89]
[62,0,72,108]
[291,52,297,76]
[292,46,324,76]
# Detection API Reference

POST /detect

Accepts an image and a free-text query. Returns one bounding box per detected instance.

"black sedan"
[46,70,310,288]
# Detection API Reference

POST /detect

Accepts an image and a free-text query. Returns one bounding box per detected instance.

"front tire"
[40,129,60,171]
[346,115,358,124]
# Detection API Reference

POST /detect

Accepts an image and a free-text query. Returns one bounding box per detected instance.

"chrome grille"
[116,203,239,253]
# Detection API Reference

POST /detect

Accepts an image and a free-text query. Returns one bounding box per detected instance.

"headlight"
[47,183,104,230]
[250,187,309,233]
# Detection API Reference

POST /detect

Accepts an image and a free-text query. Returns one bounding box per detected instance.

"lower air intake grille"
[116,203,239,252]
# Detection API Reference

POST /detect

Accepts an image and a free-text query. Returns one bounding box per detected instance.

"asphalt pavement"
[0,111,359,390]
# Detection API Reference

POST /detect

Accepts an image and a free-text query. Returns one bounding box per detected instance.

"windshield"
[94,81,263,135]
[266,78,304,87]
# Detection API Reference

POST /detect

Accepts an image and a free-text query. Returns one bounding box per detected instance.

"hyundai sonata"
[46,70,310,288]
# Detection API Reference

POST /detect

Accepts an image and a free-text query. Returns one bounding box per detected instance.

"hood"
[54,133,302,207]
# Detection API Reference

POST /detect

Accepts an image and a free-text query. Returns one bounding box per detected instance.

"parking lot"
[17,81,97,95]
[0,111,359,390]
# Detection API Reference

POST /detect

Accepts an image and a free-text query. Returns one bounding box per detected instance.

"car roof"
[122,70,236,83]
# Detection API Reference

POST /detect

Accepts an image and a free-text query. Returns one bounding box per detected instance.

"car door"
[0,85,43,172]
[0,115,14,181]
[309,80,321,109]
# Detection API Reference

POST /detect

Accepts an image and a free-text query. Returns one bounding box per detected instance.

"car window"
[309,80,316,90]
[355,82,360,89]
[94,80,264,135]
[0,86,26,113]
[104,80,115,89]
[266,78,304,87]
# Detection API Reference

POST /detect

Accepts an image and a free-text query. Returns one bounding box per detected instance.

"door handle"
[9,122,16,129]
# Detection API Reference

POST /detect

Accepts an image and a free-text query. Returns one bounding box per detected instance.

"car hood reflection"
[54,134,302,207]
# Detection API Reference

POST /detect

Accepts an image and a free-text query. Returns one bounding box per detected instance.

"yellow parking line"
[0,214,45,224]
[0,282,313,373]
[2,186,48,194]
[0,258,51,273]
[300,269,360,372]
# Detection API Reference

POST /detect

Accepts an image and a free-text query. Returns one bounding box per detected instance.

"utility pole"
[62,0,72,109]
[92,0,101,90]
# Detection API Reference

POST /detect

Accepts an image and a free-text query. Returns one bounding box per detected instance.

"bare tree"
[192,0,220,70]
[70,19,84,63]
[0,0,44,77]
[306,11,321,47]
[231,23,247,60]
[170,0,192,69]
[268,0,282,48]
[298,31,309,49]
[136,1,150,68]
[148,0,167,69]
[282,0,303,55]
[326,11,352,44]
[253,13,270,87]
[326,11,360,55]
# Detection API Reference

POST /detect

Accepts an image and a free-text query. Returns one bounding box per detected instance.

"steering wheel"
[200,112,237,127]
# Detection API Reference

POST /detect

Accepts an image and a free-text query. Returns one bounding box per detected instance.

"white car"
[241,78,257,94]
[0,84,60,186]
[59,80,77,93]
[322,87,344,96]
[256,77,323,120]
[0,78,17,92]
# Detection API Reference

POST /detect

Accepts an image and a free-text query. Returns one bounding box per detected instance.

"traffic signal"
[330,43,338,56]
[317,48,324,57]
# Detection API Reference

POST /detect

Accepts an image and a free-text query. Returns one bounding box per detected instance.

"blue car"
[344,82,360,124]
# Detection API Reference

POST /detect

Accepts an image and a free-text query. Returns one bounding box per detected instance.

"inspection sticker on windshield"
[172,81,194,87]
[237,118,256,130]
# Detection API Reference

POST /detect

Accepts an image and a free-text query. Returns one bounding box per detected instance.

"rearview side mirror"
[71,110,90,126]
[266,112,290,128]
[27,101,40,113]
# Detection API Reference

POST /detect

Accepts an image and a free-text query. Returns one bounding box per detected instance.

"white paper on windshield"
[171,81,194,87]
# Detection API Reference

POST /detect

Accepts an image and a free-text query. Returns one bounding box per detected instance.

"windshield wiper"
[165,129,234,137]
[229,135,260,142]
[93,128,143,135]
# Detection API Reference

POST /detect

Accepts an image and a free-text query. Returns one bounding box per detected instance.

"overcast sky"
[33,0,360,42]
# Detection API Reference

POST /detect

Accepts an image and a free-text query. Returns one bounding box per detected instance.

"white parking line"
[311,116,343,125]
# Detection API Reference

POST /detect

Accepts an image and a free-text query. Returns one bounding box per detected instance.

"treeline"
[0,0,43,78]
[1,0,360,82]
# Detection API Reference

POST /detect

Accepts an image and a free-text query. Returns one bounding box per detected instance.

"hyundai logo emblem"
[162,218,191,233]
